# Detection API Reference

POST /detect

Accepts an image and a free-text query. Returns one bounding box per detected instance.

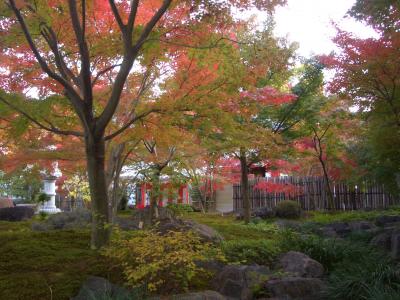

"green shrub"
[275,200,301,219]
[167,203,194,216]
[221,239,279,266]
[103,230,223,294]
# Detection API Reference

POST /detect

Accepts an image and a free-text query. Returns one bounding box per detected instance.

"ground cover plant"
[2,206,400,299]
[0,221,121,300]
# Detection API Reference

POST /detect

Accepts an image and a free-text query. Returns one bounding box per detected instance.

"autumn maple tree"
[322,0,400,192]
[0,0,288,248]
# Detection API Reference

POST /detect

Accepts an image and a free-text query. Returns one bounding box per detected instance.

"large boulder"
[370,232,392,251]
[215,264,271,300]
[72,276,136,300]
[324,222,351,237]
[348,220,377,232]
[253,207,276,219]
[114,216,138,231]
[132,207,175,228]
[263,277,325,300]
[0,206,34,221]
[184,220,224,244]
[375,215,400,227]
[277,251,324,278]
[31,209,91,231]
[157,218,223,244]
[391,231,400,260]
[149,290,226,300]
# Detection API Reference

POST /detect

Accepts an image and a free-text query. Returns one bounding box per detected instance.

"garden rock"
[375,215,400,227]
[215,264,271,300]
[370,232,392,251]
[149,290,226,300]
[324,222,351,237]
[114,216,138,230]
[391,231,400,259]
[157,218,223,244]
[263,277,325,300]
[32,209,91,231]
[185,220,223,243]
[0,206,34,221]
[72,276,133,300]
[253,207,276,219]
[133,207,175,228]
[277,251,324,278]
[274,220,302,230]
[348,220,377,232]
[49,209,91,229]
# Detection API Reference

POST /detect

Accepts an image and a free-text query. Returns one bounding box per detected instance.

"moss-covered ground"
[0,221,123,300]
[1,207,400,299]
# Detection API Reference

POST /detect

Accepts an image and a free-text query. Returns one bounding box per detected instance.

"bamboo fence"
[233,176,398,211]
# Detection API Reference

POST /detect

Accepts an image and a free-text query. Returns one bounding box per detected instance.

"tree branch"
[0,95,84,137]
[68,0,93,107]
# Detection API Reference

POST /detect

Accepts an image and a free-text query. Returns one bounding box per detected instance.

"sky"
[269,0,378,57]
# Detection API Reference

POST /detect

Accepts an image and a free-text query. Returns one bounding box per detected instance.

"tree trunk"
[319,157,335,210]
[239,148,251,224]
[85,136,110,249]
[150,169,161,223]
[106,143,125,223]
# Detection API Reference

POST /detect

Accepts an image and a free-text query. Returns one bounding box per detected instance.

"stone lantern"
[38,175,61,214]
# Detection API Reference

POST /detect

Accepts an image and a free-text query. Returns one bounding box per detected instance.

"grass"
[0,221,123,300]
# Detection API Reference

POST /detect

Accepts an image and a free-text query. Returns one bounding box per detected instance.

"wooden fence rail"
[233,176,399,212]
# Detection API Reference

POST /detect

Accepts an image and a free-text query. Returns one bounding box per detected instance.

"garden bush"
[275,200,301,219]
[221,239,279,266]
[103,230,223,294]
[0,206,34,221]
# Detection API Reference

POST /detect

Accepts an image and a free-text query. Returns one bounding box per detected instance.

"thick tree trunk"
[85,136,110,249]
[239,148,251,224]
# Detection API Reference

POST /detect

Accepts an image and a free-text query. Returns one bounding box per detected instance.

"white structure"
[38,176,61,214]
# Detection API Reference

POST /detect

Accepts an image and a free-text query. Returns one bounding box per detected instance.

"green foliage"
[275,200,301,219]
[221,239,279,266]
[167,203,194,216]
[103,230,222,294]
